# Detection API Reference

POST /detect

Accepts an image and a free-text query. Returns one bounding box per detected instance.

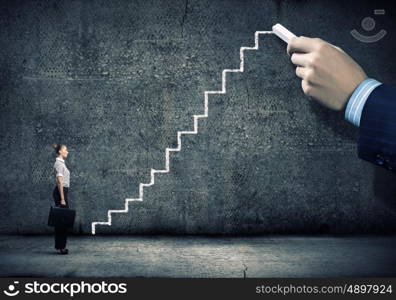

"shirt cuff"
[344,78,382,127]
[56,173,64,177]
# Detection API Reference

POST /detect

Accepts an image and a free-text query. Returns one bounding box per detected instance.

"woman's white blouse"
[53,157,70,187]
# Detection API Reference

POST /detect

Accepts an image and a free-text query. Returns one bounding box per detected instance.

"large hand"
[287,36,367,111]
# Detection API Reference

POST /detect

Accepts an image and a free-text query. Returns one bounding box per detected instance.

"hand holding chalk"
[272,23,367,112]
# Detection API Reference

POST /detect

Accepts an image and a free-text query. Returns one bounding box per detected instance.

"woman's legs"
[55,225,68,249]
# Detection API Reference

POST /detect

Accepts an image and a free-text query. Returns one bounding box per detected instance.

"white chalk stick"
[272,23,296,43]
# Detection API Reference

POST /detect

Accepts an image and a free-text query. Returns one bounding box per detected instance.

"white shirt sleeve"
[344,78,382,127]
[55,163,64,177]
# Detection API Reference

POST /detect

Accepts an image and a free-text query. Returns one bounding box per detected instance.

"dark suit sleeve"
[357,84,396,172]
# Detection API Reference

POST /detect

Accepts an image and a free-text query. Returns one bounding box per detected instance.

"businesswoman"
[52,143,70,255]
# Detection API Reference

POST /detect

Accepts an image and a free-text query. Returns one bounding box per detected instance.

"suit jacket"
[358,84,396,172]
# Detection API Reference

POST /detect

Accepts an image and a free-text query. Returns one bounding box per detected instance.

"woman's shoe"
[59,248,69,255]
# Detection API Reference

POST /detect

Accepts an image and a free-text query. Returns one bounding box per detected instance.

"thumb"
[331,44,345,53]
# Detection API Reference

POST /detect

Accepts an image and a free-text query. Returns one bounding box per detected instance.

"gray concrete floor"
[0,234,395,278]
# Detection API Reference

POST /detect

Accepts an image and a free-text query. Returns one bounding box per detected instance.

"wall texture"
[1,0,396,234]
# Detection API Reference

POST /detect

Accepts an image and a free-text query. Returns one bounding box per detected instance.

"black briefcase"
[47,205,76,228]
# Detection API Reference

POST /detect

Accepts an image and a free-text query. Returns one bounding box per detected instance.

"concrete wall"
[1,0,396,234]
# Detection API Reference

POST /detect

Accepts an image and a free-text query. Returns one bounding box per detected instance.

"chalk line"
[91,30,273,235]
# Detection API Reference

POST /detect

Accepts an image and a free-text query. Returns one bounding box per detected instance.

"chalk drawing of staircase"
[91,30,273,235]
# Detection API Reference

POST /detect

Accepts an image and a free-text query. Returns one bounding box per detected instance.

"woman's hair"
[52,143,66,155]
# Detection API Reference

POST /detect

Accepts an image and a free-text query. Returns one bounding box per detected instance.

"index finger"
[287,36,319,56]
